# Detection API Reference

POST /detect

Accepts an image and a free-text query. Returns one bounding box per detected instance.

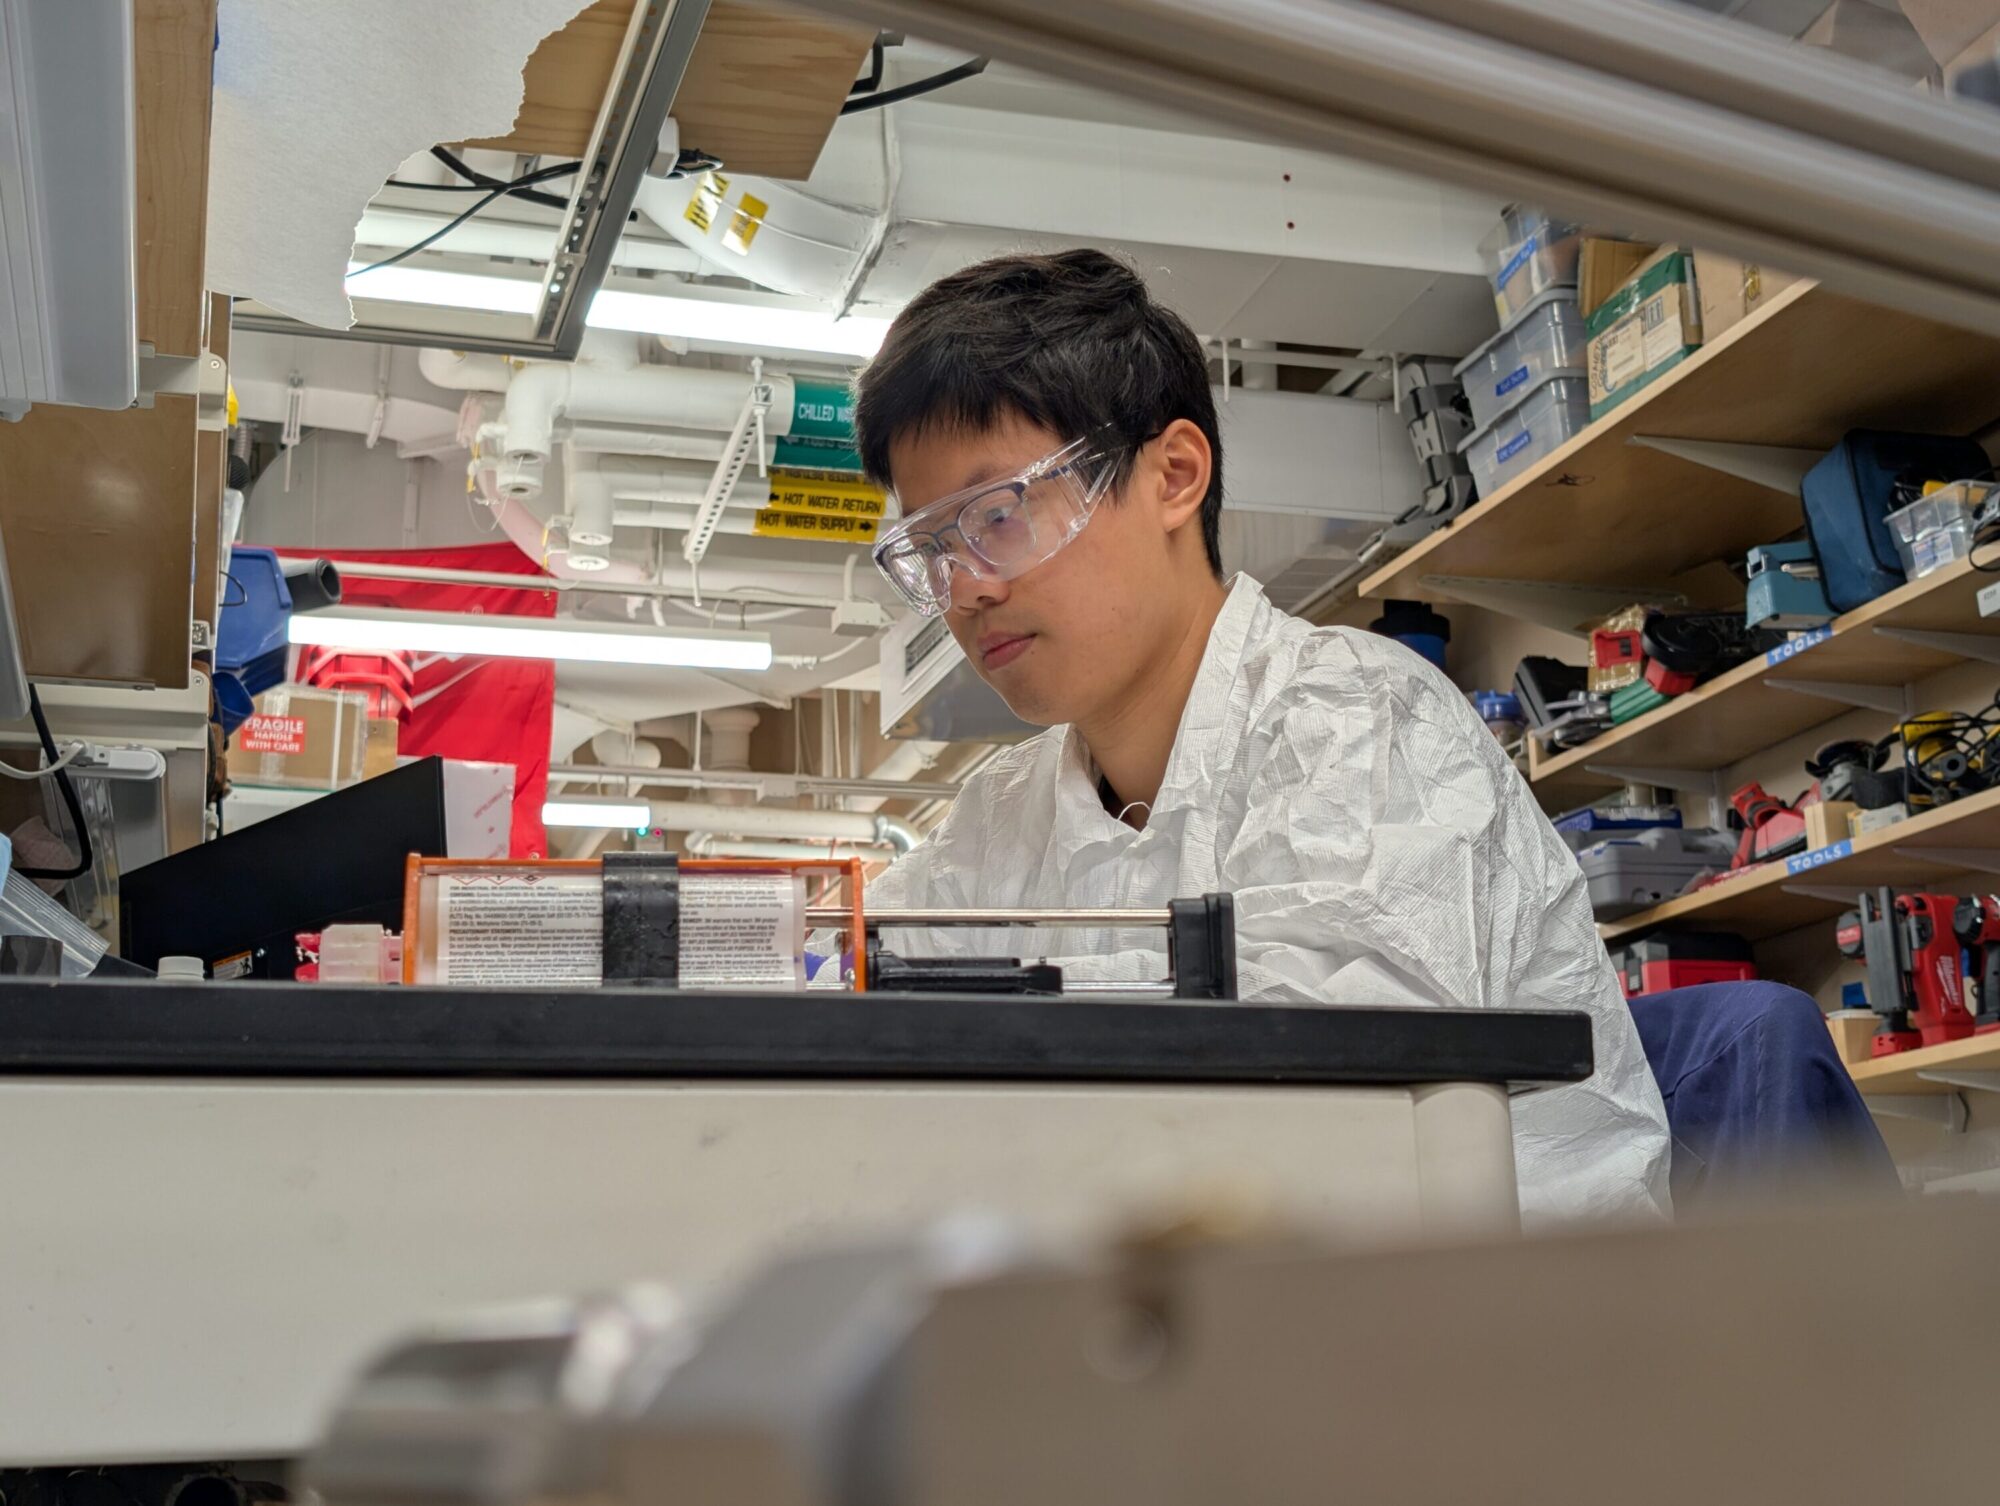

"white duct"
[502,364,800,469]
[562,423,727,462]
[356,208,700,276]
[646,798,915,848]
[692,837,899,862]
[634,173,877,304]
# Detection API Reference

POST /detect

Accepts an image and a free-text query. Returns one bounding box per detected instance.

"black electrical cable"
[381,157,579,207]
[424,146,577,211]
[348,184,511,277]
[839,56,988,114]
[848,39,885,95]
[14,686,94,883]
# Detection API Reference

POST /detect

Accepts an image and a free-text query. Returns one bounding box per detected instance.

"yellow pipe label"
[767,471,887,517]
[752,508,879,544]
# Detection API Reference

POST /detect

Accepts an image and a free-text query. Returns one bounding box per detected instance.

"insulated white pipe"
[562,423,728,462]
[692,837,899,862]
[416,347,515,391]
[503,366,799,466]
[646,799,894,843]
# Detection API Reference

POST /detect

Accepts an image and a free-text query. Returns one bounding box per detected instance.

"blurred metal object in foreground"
[796,0,2000,336]
[308,1198,2000,1506]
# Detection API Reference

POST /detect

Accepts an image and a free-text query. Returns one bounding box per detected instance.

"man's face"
[886,412,1185,728]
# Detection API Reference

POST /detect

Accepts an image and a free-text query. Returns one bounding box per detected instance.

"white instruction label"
[1598,317,1647,393]
[1639,291,1686,371]
[680,873,807,991]
[437,871,603,986]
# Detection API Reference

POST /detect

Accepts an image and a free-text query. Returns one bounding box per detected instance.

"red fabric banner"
[268,542,556,857]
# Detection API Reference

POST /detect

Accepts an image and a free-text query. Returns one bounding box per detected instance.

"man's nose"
[945,557,1008,614]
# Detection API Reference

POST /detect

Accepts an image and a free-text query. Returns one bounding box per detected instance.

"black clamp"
[602,852,680,986]
[1168,894,1237,999]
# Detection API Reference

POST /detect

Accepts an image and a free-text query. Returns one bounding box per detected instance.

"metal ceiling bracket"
[1580,764,1720,798]
[1871,626,2000,666]
[1626,436,1823,494]
[1766,677,1914,716]
[1917,1070,2000,1095]
[1417,576,1687,635]
[1889,846,2000,877]
[1864,1091,1968,1131]
[1779,883,1867,904]
[683,377,774,567]
[137,349,229,430]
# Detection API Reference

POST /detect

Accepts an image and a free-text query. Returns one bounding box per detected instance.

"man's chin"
[986,676,1064,728]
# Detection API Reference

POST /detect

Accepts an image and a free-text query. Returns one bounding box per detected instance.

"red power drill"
[1951,895,2000,1035]
[1728,781,1808,871]
[1836,888,1975,1056]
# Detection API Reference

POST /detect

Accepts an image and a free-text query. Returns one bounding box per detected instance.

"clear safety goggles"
[871,432,1126,617]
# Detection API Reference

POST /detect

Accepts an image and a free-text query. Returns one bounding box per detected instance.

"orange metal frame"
[400,855,867,989]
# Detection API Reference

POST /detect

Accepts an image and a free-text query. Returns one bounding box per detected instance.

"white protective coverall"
[866,575,1672,1224]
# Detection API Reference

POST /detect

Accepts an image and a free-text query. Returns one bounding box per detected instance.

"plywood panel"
[134,0,217,357]
[469,0,873,181]
[0,398,198,687]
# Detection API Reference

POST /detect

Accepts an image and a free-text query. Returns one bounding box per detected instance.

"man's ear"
[1152,418,1212,535]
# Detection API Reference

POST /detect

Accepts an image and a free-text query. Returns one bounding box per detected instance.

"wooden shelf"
[1595,785,2000,944]
[1527,558,2000,808]
[1357,280,2000,604]
[1848,1030,2000,1096]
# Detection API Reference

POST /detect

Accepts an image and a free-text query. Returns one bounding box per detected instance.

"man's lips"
[977,631,1035,668]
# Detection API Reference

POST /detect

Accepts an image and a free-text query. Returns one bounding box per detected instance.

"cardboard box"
[1585,246,1703,418]
[236,686,369,790]
[1692,251,1802,344]
[362,716,401,781]
[1826,1009,1880,1067]
[1578,237,1657,320]
[1805,800,1859,852]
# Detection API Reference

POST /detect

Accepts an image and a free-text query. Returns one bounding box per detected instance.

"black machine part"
[602,851,681,986]
[1640,611,1790,677]
[1167,894,1238,1000]
[1952,895,2000,1030]
[1512,656,1588,729]
[1836,888,1913,1037]
[867,951,1065,995]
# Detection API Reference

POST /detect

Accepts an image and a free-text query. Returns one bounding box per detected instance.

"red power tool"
[1951,895,2000,1035]
[1728,781,1808,871]
[1836,888,1976,1056]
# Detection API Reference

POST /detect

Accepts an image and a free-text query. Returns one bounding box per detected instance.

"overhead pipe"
[641,797,916,848]
[327,560,853,613]
[549,762,961,803]
[501,365,798,469]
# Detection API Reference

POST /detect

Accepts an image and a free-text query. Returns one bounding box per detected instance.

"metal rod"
[550,763,963,801]
[808,907,1172,928]
[1057,980,1180,997]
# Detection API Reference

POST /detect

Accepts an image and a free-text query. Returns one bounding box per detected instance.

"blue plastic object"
[1800,430,1987,612]
[1841,981,1869,1010]
[1553,803,1683,834]
[1368,599,1450,674]
[1745,540,1835,630]
[214,547,294,734]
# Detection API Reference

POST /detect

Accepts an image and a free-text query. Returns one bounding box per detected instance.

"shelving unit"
[1596,784,2000,944]
[1528,557,2000,809]
[1848,1032,2000,1097]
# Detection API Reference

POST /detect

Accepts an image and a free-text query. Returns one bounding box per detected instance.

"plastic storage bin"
[1479,207,1582,323]
[1453,289,1588,432]
[1576,827,1735,918]
[1887,480,1997,580]
[1459,370,1591,500]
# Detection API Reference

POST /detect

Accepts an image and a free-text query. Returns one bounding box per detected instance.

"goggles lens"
[871,434,1123,616]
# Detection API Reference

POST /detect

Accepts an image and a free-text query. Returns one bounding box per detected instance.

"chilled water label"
[1496,365,1529,397]
[1786,839,1853,875]
[1764,624,1834,666]
[1496,430,1533,463]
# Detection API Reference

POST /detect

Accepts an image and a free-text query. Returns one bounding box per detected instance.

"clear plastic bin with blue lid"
[1478,206,1582,323]
[1887,479,1998,581]
[1453,287,1589,432]
[1458,369,1591,500]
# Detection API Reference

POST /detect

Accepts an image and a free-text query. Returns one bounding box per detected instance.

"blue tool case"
[1800,430,1988,612]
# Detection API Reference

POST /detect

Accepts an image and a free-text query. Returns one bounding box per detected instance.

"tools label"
[239,714,308,755]
[1786,839,1852,875]
[1764,624,1834,666]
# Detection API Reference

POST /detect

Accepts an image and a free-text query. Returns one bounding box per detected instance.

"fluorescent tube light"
[339,260,890,359]
[289,608,774,671]
[587,290,890,358]
[542,799,652,830]
[345,262,542,314]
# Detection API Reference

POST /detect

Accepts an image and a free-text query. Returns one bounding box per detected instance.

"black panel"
[0,978,1594,1088]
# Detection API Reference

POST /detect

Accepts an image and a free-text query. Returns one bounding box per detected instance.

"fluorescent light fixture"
[345,262,542,314]
[289,608,773,671]
[543,799,652,830]
[588,289,890,359]
[339,262,892,359]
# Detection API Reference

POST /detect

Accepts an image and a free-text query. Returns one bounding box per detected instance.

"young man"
[855,248,1670,1225]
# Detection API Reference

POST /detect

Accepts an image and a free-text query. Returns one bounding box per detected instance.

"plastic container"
[317,923,392,984]
[1575,827,1736,918]
[1479,207,1582,323]
[1459,370,1591,500]
[157,956,207,982]
[0,866,108,977]
[1453,288,1588,431]
[1887,480,1997,580]
[1369,600,1450,673]
[1472,690,1523,744]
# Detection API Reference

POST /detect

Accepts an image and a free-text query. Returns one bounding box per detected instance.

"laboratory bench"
[0,979,1590,1467]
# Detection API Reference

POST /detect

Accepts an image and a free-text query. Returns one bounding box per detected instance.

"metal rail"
[807,907,1172,928]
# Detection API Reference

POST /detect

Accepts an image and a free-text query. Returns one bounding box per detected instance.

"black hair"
[853,248,1224,574]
